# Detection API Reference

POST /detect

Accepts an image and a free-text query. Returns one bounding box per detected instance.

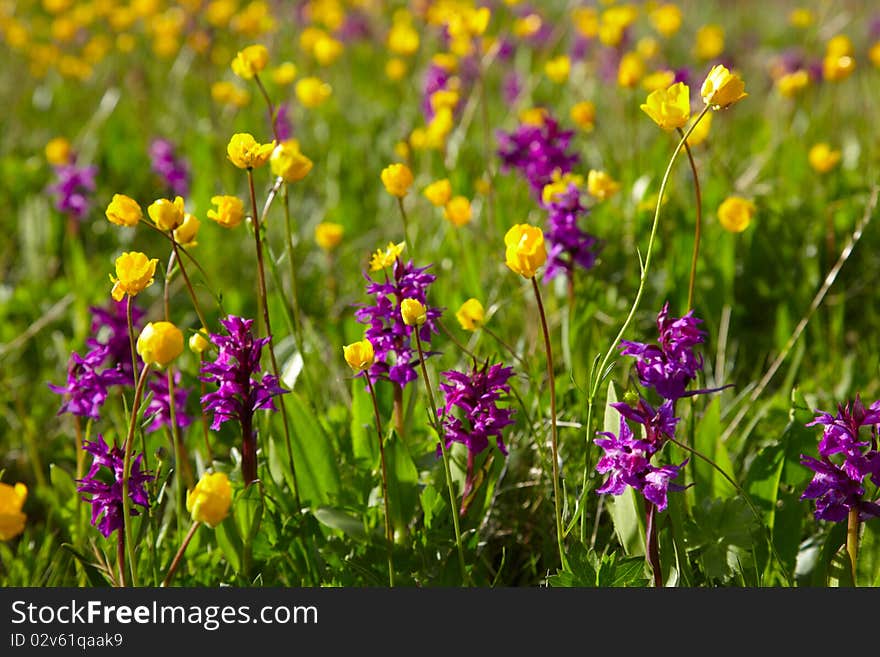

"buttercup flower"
[0,482,27,541]
[315,222,344,251]
[189,329,210,355]
[295,77,332,108]
[227,133,275,169]
[147,196,185,231]
[343,339,375,372]
[173,212,200,247]
[456,298,484,331]
[187,472,232,527]
[137,322,184,368]
[369,241,406,271]
[504,224,547,279]
[617,52,645,88]
[694,24,724,60]
[270,140,313,182]
[272,61,297,85]
[105,194,142,227]
[207,195,245,228]
[570,101,595,132]
[650,3,682,38]
[808,143,842,174]
[443,196,472,227]
[717,196,755,233]
[641,82,690,131]
[381,163,414,197]
[45,137,72,166]
[424,178,452,206]
[545,55,570,83]
[587,170,621,201]
[401,298,427,326]
[701,64,748,109]
[231,43,269,79]
[110,251,158,302]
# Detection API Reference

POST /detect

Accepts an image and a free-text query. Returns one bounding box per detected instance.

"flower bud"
[137,321,184,368]
[106,193,143,227]
[401,298,427,327]
[148,196,185,231]
[504,224,547,279]
[187,472,232,528]
[343,339,375,372]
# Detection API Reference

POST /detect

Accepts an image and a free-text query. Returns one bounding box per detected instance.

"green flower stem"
[847,508,859,585]
[170,237,210,333]
[117,531,126,588]
[397,197,413,254]
[126,296,139,387]
[677,128,703,312]
[121,363,152,587]
[253,73,279,142]
[531,277,566,570]
[644,499,662,587]
[167,366,193,489]
[247,168,301,508]
[364,375,395,587]
[160,521,200,588]
[413,330,469,586]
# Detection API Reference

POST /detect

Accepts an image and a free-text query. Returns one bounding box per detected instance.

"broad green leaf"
[313,506,368,540]
[350,378,378,466]
[692,397,720,497]
[233,483,263,544]
[384,430,419,534]
[214,517,242,574]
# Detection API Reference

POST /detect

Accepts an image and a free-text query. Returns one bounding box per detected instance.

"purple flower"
[144,371,192,433]
[200,315,287,431]
[77,434,152,538]
[497,113,579,196]
[354,260,442,387]
[502,71,523,105]
[642,462,686,511]
[610,398,679,445]
[149,138,189,198]
[800,455,880,522]
[541,182,600,282]
[422,61,451,121]
[86,299,145,381]
[48,163,97,220]
[274,103,293,142]
[48,346,129,421]
[619,302,706,401]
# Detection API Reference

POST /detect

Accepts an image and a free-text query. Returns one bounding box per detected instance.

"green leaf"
[60,544,108,588]
[214,517,242,574]
[313,506,368,540]
[233,483,263,544]
[350,378,378,467]
[692,397,720,496]
[419,485,443,530]
[384,430,419,534]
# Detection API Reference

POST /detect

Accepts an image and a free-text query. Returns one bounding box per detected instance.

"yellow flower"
[386,57,408,81]
[685,112,713,147]
[400,298,427,326]
[137,321,184,368]
[387,20,419,56]
[443,196,472,227]
[717,196,755,233]
[45,137,72,166]
[701,64,748,109]
[617,52,644,88]
[641,70,676,92]
[694,24,724,60]
[424,179,452,207]
[430,89,459,114]
[570,101,595,132]
[381,163,414,198]
[110,252,158,302]
[315,222,344,251]
[520,107,547,127]
[189,329,211,355]
[106,194,143,227]
[826,35,853,58]
[776,70,810,97]
[542,172,583,205]
[187,472,232,528]
[271,61,297,85]
[545,55,571,84]
[369,241,405,271]
[0,482,27,541]
[572,7,599,38]
[823,54,855,82]
[231,43,269,79]
[808,143,842,174]
[637,36,660,60]
[148,196,185,231]
[587,170,621,201]
[343,339,375,372]
[641,82,690,131]
[270,140,313,182]
[869,42,880,69]
[173,213,200,247]
[650,3,682,38]
[226,133,276,169]
[456,298,485,331]
[504,224,547,279]
[295,76,332,108]
[788,8,814,28]
[207,195,245,228]
[313,34,344,66]
[211,81,250,107]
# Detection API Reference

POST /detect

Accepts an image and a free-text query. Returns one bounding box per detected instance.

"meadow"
[1,0,879,588]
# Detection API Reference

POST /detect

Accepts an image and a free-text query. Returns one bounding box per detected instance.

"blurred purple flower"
[149,138,189,198]
[502,71,522,105]
[86,299,145,381]
[48,163,97,220]
[48,346,129,421]
[497,113,578,195]
[274,103,293,142]
[541,182,600,282]
[144,371,192,433]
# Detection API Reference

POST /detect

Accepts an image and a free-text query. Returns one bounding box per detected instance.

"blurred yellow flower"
[381,163,414,197]
[808,143,842,174]
[545,55,571,84]
[387,20,419,56]
[424,179,452,207]
[369,241,405,271]
[173,213,200,247]
[455,298,485,331]
[443,196,472,227]
[823,54,855,82]
[776,70,810,97]
[870,42,880,68]
[587,170,621,201]
[227,133,275,169]
[271,140,313,182]
[0,482,27,541]
[45,137,72,166]
[617,52,644,88]
[542,172,583,205]
[401,298,427,327]
[315,222,344,251]
[826,35,853,58]
[211,81,250,107]
[271,62,297,85]
[313,34,344,66]
[572,7,599,38]
[343,339,375,372]
[650,3,682,38]
[717,196,755,233]
[570,101,595,132]
[137,321,184,368]
[106,194,143,227]
[641,69,676,92]
[386,57,408,81]
[637,37,660,60]
[207,195,245,228]
[110,251,158,302]
[189,329,211,355]
[694,24,724,60]
[504,224,547,279]
[519,107,547,127]
[187,472,232,528]
[295,77,332,108]
[148,196,186,231]
[231,44,269,79]
[641,82,690,131]
[788,8,814,28]
[701,64,747,109]
[685,111,713,147]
